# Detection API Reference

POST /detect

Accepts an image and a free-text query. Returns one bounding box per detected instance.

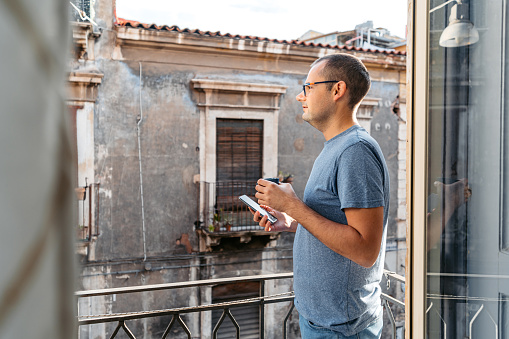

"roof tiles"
[115,18,406,56]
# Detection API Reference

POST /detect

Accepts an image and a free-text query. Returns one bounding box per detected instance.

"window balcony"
[196,181,281,251]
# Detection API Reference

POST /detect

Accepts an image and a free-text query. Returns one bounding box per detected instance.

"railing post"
[382,299,397,339]
[259,279,265,339]
[213,308,239,339]
[283,302,295,339]
[109,320,136,339]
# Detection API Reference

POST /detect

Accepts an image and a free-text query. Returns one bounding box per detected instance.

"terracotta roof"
[115,18,406,56]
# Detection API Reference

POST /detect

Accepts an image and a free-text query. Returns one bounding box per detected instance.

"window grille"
[70,0,91,22]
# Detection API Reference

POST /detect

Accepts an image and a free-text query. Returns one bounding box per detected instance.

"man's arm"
[427,178,471,251]
[255,180,384,268]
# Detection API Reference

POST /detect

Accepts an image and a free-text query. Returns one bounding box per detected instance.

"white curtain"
[0,0,76,337]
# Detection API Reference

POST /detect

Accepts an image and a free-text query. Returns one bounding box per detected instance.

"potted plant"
[223,213,233,232]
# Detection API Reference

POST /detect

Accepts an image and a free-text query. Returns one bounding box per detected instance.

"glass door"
[425,0,509,337]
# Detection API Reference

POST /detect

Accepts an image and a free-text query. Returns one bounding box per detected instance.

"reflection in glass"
[426,0,509,337]
[437,1,479,47]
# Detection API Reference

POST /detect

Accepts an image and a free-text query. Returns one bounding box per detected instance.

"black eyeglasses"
[302,81,340,97]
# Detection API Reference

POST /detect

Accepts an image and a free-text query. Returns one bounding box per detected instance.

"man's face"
[296,62,335,129]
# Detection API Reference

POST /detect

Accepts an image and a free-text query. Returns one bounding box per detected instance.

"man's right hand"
[251,205,298,232]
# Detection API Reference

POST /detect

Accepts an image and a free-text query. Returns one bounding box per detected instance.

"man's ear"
[332,81,347,101]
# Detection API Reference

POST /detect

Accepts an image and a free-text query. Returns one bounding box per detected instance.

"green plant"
[223,214,232,225]
[213,208,223,222]
[223,214,233,231]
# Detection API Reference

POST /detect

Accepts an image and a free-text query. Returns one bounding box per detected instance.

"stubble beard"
[302,108,329,132]
[301,111,316,129]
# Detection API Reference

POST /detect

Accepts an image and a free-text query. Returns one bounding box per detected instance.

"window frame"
[407,0,429,337]
[192,80,287,233]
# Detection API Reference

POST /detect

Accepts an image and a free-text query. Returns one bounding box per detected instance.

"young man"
[253,54,389,338]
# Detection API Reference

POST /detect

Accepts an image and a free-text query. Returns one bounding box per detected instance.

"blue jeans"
[299,315,383,339]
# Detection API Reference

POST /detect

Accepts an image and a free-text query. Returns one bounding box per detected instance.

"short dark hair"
[311,54,371,109]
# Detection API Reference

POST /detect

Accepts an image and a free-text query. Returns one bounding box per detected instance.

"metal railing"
[76,270,405,339]
[425,272,509,337]
[198,181,262,232]
[381,270,406,338]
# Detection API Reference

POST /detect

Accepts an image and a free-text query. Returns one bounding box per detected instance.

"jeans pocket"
[307,320,329,331]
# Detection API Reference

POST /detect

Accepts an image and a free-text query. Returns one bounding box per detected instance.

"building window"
[216,118,263,185]
[215,118,263,221]
[192,80,286,243]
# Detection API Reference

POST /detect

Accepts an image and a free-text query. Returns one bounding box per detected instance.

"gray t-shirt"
[293,125,389,336]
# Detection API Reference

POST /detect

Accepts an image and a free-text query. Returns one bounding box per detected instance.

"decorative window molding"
[68,71,103,103]
[192,79,287,184]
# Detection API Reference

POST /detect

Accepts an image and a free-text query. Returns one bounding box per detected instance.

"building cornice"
[114,26,406,70]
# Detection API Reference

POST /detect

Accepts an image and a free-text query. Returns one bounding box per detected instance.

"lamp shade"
[439,20,479,47]
[439,2,479,48]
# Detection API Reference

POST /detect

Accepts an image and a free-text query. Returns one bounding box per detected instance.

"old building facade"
[69,1,406,337]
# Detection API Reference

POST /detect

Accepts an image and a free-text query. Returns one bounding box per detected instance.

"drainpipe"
[137,62,147,261]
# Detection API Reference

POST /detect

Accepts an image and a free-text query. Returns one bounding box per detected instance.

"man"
[252,54,389,338]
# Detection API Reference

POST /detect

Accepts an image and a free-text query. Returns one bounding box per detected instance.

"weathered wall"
[369,81,401,238]
[93,59,201,259]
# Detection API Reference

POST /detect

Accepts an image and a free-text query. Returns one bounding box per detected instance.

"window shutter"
[216,119,263,184]
[216,119,263,212]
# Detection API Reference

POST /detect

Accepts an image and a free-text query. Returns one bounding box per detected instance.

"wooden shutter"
[216,119,263,211]
[216,119,263,183]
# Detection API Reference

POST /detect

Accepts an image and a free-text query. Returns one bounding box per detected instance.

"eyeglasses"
[302,81,340,97]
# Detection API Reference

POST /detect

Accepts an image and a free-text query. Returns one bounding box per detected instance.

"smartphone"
[239,195,277,224]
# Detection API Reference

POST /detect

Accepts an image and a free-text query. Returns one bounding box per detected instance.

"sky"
[115,0,408,42]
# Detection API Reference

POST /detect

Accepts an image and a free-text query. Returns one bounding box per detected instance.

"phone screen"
[239,195,277,224]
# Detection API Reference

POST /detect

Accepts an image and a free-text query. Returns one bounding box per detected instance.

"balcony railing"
[76,270,405,338]
[197,181,263,233]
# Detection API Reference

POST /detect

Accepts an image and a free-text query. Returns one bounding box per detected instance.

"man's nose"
[296,91,306,102]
